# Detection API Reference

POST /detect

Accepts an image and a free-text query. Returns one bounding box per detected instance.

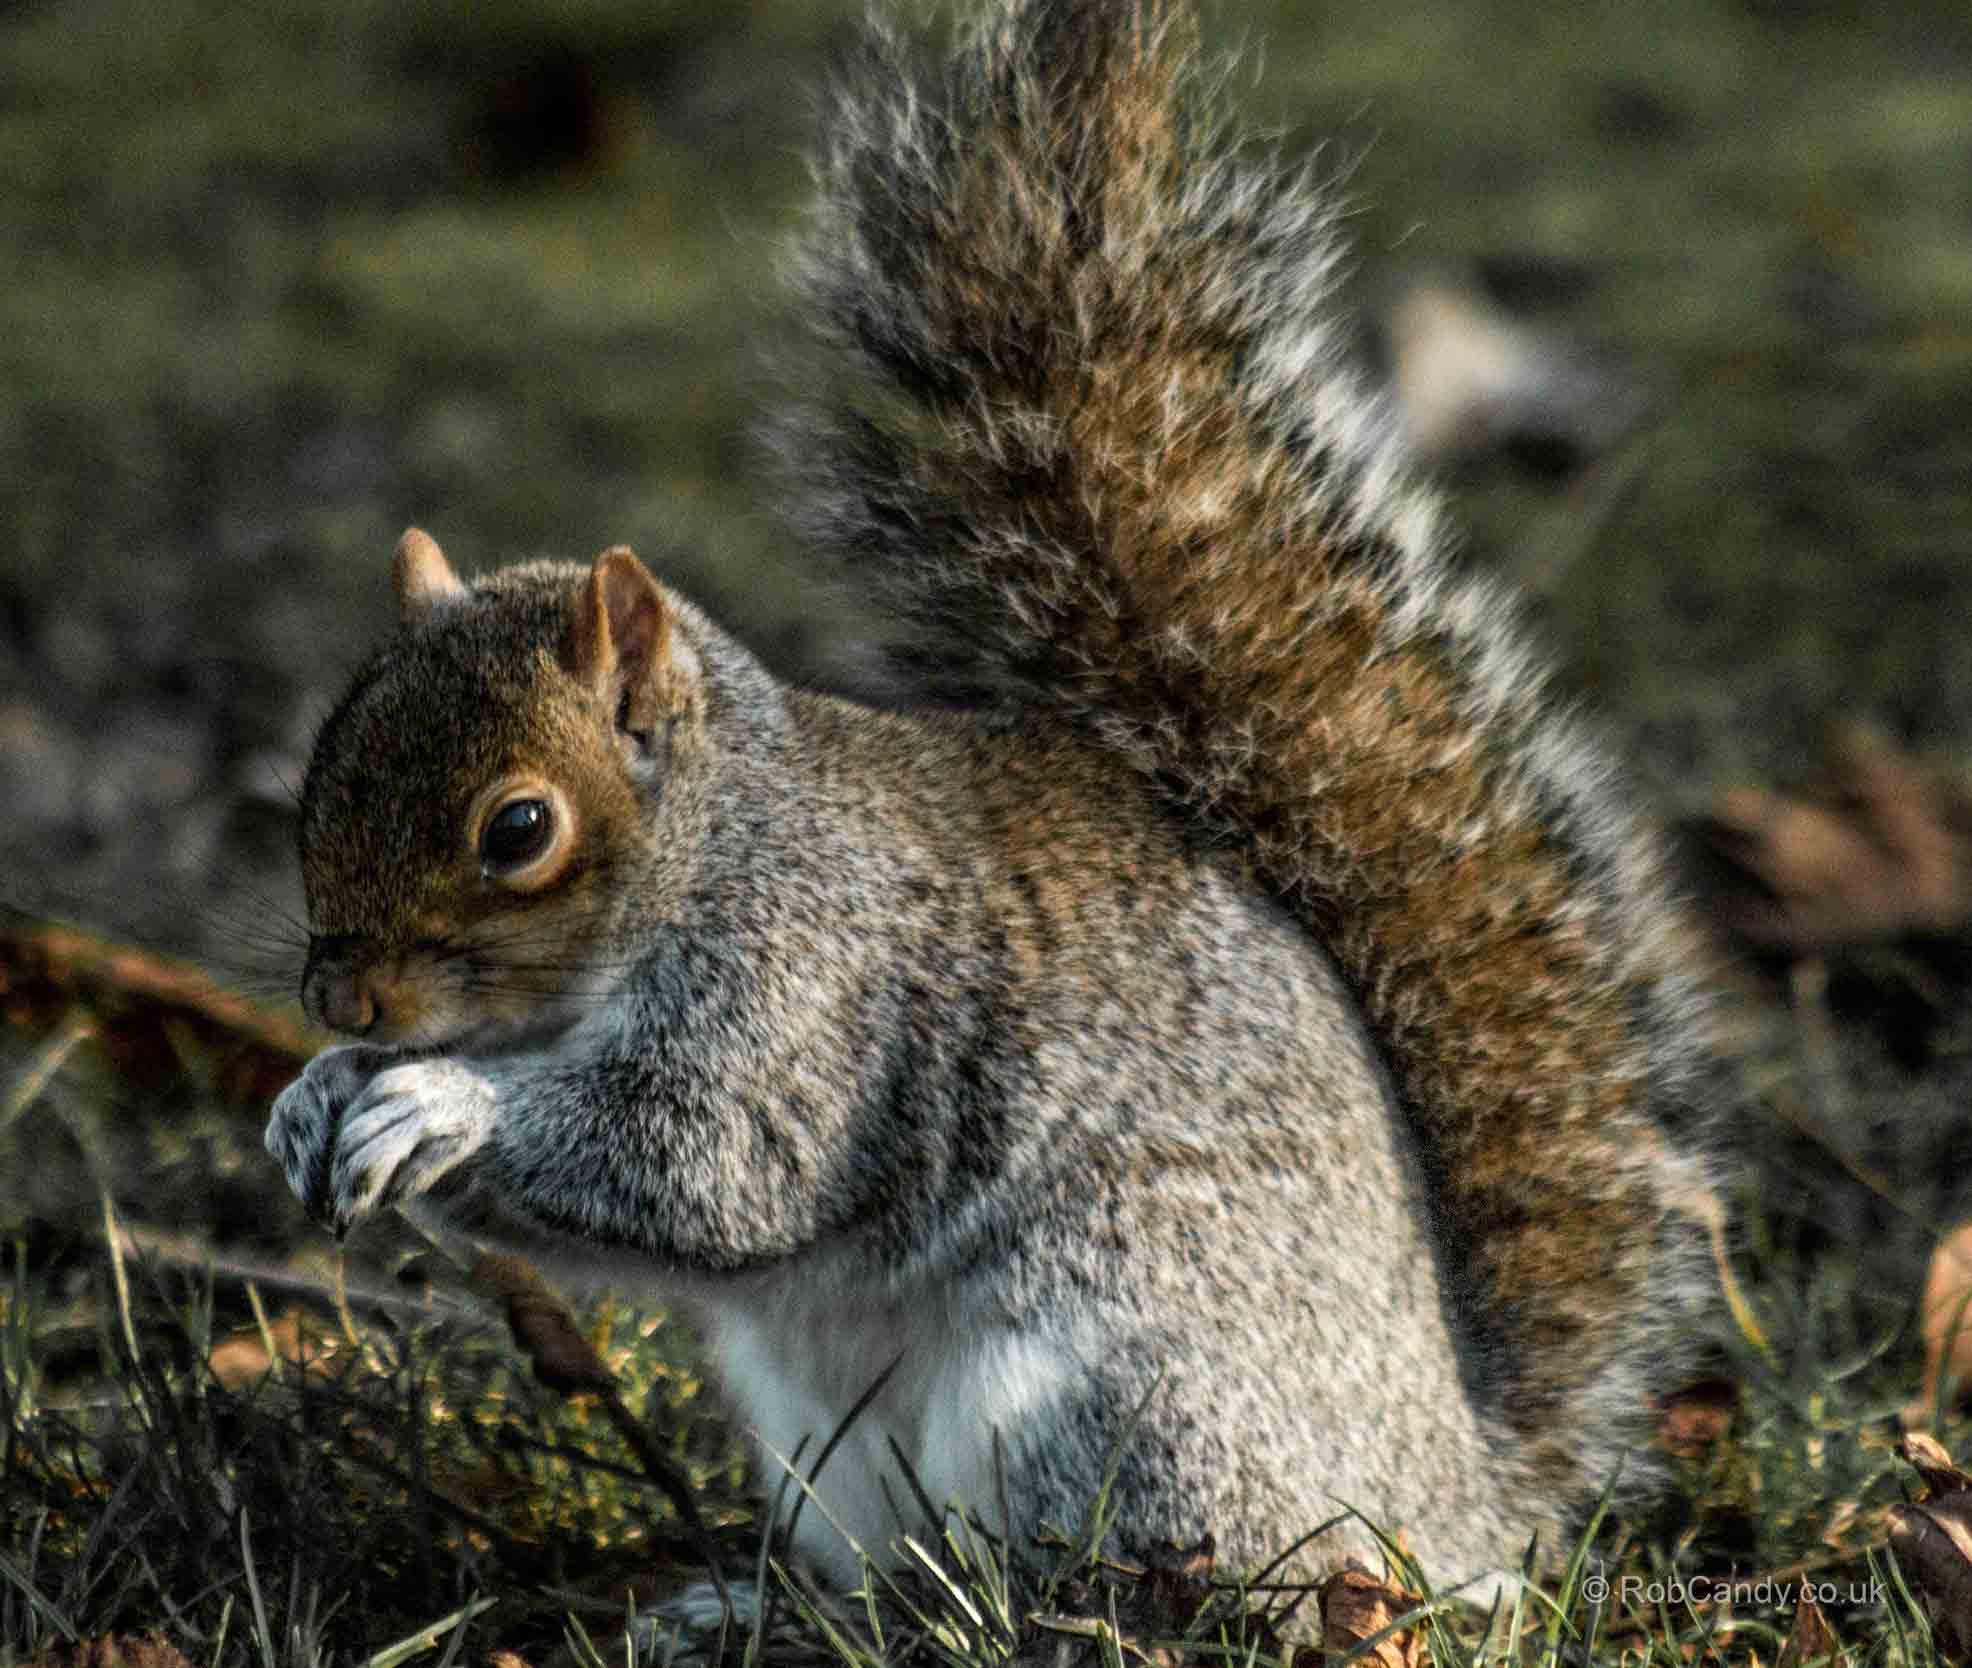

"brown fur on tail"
[777,0,1724,1501]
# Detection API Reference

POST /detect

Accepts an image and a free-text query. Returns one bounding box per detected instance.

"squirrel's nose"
[301,940,385,1036]
[313,974,380,1036]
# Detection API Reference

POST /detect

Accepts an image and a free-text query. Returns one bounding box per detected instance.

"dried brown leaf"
[1140,1535,1219,1642]
[1901,1432,1972,1497]
[0,921,323,1109]
[31,1638,199,1668]
[1775,1593,1840,1668]
[469,1252,616,1395]
[1319,1566,1423,1668]
[1657,1379,1739,1460]
[1694,728,1972,952]
[1888,1491,1972,1660]
[207,1305,345,1389]
[1382,275,1636,471]
[1907,1226,1972,1428]
[469,1251,724,1579]
[1108,1536,1229,1668]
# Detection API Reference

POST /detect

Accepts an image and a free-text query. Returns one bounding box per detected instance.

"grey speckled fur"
[266,0,1728,1607]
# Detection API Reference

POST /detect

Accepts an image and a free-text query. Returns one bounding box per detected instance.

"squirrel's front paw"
[266,1048,495,1233]
[265,1043,396,1225]
[327,1057,496,1232]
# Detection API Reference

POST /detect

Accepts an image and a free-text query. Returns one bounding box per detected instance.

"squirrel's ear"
[393,528,466,615]
[564,546,698,740]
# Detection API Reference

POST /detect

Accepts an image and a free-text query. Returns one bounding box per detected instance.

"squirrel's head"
[296,528,708,1049]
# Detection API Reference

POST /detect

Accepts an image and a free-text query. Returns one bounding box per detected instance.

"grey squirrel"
[265,0,1728,1594]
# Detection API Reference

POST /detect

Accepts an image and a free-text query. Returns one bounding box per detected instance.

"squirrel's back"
[774,0,1726,1512]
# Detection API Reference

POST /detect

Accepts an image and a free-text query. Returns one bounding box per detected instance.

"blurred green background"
[3,0,1972,1271]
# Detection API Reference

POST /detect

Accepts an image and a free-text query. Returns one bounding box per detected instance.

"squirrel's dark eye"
[481,798,553,870]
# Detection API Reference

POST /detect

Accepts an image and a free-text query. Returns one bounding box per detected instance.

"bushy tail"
[775,0,1725,1506]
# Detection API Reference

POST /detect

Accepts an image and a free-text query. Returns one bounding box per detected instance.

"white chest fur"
[699,1269,1077,1587]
